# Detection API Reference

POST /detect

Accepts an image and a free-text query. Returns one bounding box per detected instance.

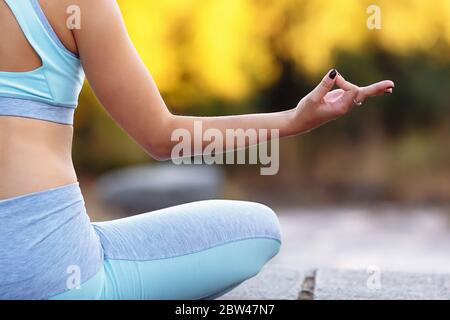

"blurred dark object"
[95,164,225,215]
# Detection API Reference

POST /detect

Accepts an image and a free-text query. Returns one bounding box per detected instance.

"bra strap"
[4,0,77,65]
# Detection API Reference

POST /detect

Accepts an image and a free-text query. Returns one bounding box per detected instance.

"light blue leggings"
[0,183,281,300]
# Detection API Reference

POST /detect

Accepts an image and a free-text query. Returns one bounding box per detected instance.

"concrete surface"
[314,269,450,300]
[221,207,450,300]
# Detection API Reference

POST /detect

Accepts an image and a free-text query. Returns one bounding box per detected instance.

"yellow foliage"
[114,0,450,106]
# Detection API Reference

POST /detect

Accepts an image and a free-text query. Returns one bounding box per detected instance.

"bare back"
[0,0,78,199]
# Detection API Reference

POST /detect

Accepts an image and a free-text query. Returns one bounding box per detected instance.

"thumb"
[308,69,338,103]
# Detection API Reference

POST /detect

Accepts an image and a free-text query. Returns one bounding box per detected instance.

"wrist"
[281,106,307,136]
[288,104,313,135]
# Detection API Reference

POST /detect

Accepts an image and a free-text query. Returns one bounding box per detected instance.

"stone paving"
[314,269,450,300]
[222,207,450,300]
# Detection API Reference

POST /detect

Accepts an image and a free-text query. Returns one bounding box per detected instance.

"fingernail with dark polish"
[329,69,337,79]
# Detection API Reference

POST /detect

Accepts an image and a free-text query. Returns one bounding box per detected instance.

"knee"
[244,201,282,260]
[238,200,282,243]
[201,199,282,249]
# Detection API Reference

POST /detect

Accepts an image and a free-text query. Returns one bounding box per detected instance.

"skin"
[0,0,394,199]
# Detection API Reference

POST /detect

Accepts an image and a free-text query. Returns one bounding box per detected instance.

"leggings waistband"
[0,182,81,208]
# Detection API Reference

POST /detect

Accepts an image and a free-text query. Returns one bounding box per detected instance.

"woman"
[0,0,394,300]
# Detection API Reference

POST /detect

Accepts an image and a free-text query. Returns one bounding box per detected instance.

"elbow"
[143,120,174,162]
[145,139,173,162]
[143,112,177,162]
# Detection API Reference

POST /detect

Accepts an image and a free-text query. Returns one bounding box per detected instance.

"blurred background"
[74,0,450,274]
[75,0,450,219]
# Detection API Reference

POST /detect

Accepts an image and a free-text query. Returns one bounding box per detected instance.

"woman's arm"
[73,0,394,160]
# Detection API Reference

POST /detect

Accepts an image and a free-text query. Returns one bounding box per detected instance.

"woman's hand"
[74,0,396,160]
[294,69,395,133]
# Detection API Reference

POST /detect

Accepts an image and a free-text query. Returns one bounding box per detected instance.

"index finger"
[335,74,359,91]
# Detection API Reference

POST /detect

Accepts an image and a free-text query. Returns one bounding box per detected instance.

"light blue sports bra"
[0,0,85,125]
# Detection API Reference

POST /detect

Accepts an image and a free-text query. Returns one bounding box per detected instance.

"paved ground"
[222,207,450,300]
[314,269,450,300]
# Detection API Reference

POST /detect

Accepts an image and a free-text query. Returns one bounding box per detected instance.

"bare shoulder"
[39,0,121,55]
[41,0,120,24]
[47,0,121,19]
